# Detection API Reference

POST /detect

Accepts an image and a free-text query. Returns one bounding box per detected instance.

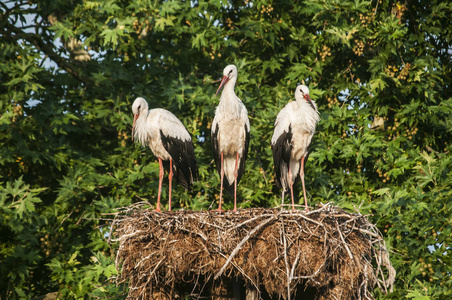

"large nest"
[112,203,395,299]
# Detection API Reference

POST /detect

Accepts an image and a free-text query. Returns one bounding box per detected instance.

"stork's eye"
[228,70,233,75]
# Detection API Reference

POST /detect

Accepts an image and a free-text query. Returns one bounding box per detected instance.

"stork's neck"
[296,97,317,112]
[222,77,236,95]
[218,79,243,117]
[134,109,150,146]
[294,97,320,132]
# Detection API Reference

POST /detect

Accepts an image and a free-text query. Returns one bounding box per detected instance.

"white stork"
[271,85,320,210]
[132,97,199,212]
[211,65,250,212]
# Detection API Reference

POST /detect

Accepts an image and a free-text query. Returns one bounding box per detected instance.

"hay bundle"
[112,203,395,299]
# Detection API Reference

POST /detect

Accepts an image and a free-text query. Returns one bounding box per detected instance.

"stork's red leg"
[300,156,309,210]
[168,158,173,211]
[218,152,224,213]
[288,165,295,211]
[233,152,239,212]
[156,158,163,212]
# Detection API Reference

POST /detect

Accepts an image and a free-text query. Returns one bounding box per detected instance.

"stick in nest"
[214,215,277,280]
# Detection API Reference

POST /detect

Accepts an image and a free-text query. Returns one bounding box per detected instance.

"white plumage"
[132,97,198,211]
[211,65,250,212]
[271,85,320,210]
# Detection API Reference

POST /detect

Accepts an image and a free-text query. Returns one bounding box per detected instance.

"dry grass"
[111,203,395,299]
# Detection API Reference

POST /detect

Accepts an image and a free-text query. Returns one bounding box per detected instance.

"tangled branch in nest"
[112,203,395,299]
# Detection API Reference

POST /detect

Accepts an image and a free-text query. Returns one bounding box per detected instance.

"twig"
[295,212,327,228]
[218,252,260,292]
[358,228,381,238]
[336,222,354,261]
[214,215,277,279]
[226,213,275,232]
[281,222,291,300]
[134,252,156,269]
[111,230,146,242]
[149,257,165,277]
[292,260,326,280]
[289,251,301,281]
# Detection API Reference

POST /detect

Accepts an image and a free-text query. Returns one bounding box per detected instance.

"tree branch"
[2,19,92,86]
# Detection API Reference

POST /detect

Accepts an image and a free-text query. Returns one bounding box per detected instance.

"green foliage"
[0,0,451,298]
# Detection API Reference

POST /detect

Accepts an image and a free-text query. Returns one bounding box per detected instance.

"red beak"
[304,93,317,110]
[216,75,229,96]
[132,113,139,141]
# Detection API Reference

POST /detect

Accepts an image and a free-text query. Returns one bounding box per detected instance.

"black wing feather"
[211,122,222,183]
[236,123,250,187]
[160,130,199,190]
[272,126,299,191]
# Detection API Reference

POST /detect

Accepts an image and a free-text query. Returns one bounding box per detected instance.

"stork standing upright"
[271,85,320,210]
[211,64,250,212]
[132,97,199,212]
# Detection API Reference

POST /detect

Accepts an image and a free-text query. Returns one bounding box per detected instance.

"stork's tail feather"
[162,159,198,190]
[222,178,235,197]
